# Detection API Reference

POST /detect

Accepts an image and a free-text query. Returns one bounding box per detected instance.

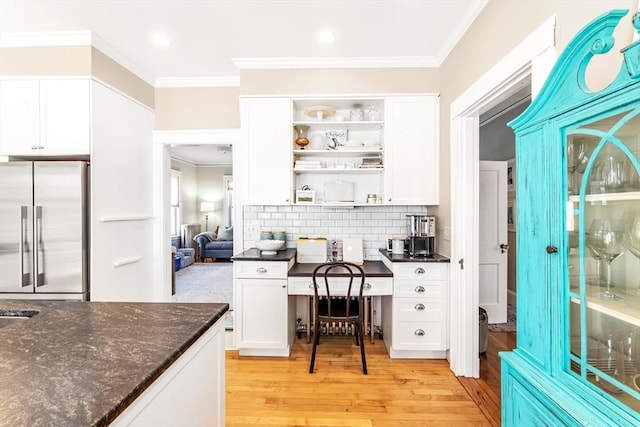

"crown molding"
[0,30,92,47]
[0,30,155,86]
[436,0,489,64]
[155,76,240,88]
[232,56,439,70]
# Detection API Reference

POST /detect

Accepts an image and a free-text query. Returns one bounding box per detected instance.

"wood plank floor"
[226,332,514,426]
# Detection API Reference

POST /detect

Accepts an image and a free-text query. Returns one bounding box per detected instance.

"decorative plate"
[304,105,336,120]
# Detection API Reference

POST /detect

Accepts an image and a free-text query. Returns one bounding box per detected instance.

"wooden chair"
[309,262,368,374]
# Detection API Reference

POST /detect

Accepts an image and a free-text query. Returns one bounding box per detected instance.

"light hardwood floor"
[226,332,514,426]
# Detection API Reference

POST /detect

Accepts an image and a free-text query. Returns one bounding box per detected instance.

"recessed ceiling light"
[318,30,335,44]
[152,33,171,47]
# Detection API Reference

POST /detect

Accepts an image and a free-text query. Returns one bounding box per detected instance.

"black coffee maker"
[406,214,436,257]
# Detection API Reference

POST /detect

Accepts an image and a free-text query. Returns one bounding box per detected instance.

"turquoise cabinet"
[502,9,640,426]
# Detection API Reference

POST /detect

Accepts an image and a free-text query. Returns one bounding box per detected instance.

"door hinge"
[458,258,464,270]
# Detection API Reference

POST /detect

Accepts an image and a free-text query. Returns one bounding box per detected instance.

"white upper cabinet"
[0,79,91,156]
[384,95,439,205]
[241,97,292,205]
[40,80,91,155]
[0,80,40,155]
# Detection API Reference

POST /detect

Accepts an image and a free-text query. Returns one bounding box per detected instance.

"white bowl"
[255,240,285,255]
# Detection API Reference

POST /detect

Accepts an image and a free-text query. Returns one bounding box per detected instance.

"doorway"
[448,16,556,378]
[151,130,241,302]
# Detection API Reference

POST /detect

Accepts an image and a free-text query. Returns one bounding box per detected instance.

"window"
[170,170,182,237]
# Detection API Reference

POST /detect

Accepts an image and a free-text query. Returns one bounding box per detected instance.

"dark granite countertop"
[378,248,451,263]
[288,261,393,277]
[231,248,296,261]
[0,300,228,427]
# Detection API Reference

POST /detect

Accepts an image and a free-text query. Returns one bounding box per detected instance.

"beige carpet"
[172,262,233,308]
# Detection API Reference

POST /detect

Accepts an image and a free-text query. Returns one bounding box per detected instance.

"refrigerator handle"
[35,205,45,287]
[20,206,31,287]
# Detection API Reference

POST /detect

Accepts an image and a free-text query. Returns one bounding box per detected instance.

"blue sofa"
[194,227,233,261]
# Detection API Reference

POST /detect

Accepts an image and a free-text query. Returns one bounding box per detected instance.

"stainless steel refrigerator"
[0,161,88,299]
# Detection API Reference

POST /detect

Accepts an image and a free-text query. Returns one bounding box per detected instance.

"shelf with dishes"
[293,148,383,156]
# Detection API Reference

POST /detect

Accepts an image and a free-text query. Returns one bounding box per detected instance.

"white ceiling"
[170,144,232,166]
[0,0,487,83]
[0,0,487,166]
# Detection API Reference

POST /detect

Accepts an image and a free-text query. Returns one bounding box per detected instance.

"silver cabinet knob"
[414,329,425,336]
[415,303,425,311]
[415,267,425,274]
[256,267,267,273]
[414,286,425,293]
[364,283,372,290]
[31,145,38,150]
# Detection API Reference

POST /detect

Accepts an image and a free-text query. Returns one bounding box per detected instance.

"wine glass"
[586,220,604,287]
[626,213,640,259]
[597,219,627,300]
[568,138,589,195]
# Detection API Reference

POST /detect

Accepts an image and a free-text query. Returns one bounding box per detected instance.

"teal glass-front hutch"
[501,9,640,426]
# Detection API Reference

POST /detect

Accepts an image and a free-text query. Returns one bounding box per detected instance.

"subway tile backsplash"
[243,205,429,260]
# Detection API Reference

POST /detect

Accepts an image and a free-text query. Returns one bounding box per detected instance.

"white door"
[479,161,508,323]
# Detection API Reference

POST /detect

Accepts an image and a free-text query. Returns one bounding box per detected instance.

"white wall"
[196,166,232,232]
[243,205,429,260]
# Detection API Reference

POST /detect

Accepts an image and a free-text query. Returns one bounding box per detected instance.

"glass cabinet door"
[566,106,640,411]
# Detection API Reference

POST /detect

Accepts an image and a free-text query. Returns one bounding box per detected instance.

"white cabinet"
[384,95,439,205]
[234,259,295,356]
[111,318,226,427]
[240,97,292,205]
[0,79,90,156]
[381,260,448,358]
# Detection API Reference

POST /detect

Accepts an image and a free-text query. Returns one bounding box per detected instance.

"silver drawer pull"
[415,286,426,293]
[256,267,267,273]
[414,329,426,336]
[415,303,425,311]
[364,283,372,290]
[415,267,425,274]
[308,283,318,289]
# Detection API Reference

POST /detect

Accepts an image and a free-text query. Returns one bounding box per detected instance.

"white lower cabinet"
[382,260,448,358]
[234,259,295,356]
[111,318,226,427]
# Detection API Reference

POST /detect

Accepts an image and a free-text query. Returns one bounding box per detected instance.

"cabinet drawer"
[235,261,289,279]
[396,320,444,348]
[393,263,448,280]
[394,280,445,298]
[394,298,443,321]
[287,276,392,296]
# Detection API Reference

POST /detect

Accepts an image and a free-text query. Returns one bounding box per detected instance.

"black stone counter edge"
[231,248,297,262]
[288,261,393,277]
[98,303,229,427]
[378,248,450,263]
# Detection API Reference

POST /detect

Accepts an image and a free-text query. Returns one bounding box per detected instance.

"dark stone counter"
[0,300,228,426]
[378,248,451,263]
[231,248,296,262]
[288,261,392,277]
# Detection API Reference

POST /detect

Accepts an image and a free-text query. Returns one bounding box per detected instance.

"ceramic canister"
[392,237,405,255]
[273,231,286,241]
[260,231,273,240]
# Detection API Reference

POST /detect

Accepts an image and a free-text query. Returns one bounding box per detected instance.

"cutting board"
[342,238,363,265]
